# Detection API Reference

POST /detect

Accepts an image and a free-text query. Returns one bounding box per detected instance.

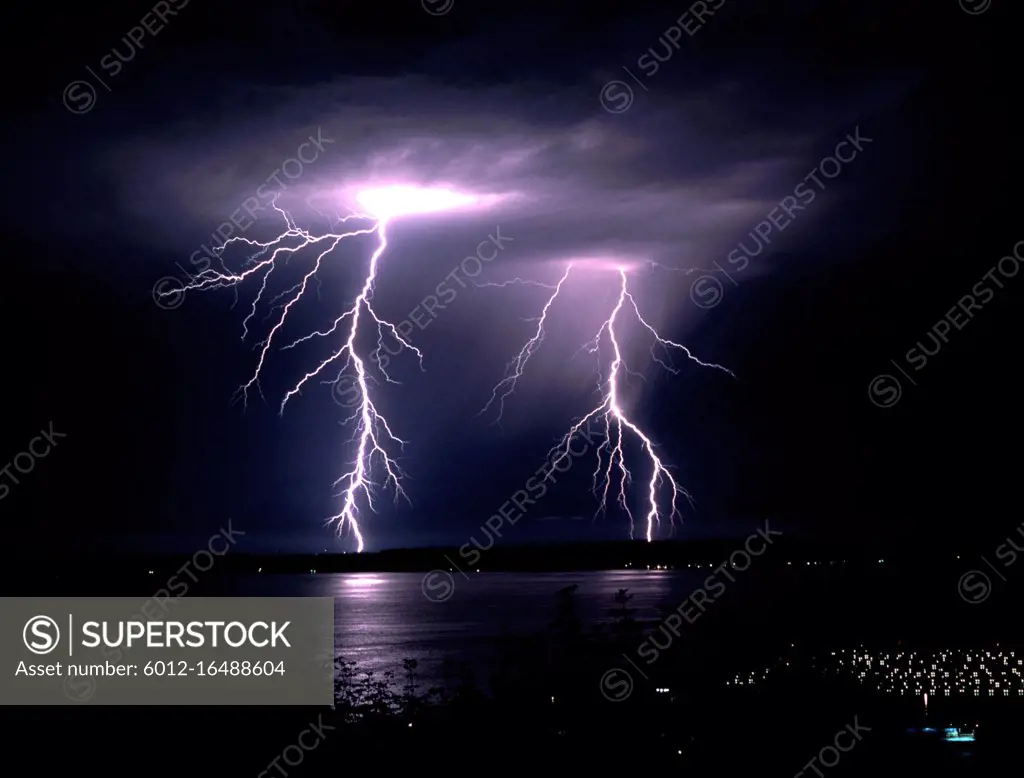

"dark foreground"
[6,687,1004,775]
[4,557,1021,776]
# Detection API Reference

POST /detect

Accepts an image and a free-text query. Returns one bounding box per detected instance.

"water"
[214,570,709,683]
[199,566,1013,702]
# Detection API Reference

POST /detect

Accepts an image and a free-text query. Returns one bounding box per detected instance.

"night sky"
[1,0,1019,554]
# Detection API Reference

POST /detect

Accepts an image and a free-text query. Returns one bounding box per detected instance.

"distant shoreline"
[6,535,979,575]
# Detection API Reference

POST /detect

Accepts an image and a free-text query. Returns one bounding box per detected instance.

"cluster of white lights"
[729,647,1024,697]
[626,561,853,570]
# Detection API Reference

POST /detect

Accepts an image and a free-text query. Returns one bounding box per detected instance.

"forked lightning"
[159,185,486,551]
[480,262,734,541]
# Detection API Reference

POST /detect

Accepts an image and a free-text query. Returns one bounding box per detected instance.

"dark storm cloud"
[8,0,981,553]
[100,73,845,273]
[57,53,899,548]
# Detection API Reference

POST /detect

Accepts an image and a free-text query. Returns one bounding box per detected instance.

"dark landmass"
[6,535,1021,645]
[6,535,996,575]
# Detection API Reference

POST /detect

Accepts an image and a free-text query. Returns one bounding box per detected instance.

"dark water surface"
[212,570,721,681]
[196,564,1021,691]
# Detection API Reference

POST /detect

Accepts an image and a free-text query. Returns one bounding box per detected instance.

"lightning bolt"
[476,268,572,423]
[481,263,734,542]
[160,200,422,552]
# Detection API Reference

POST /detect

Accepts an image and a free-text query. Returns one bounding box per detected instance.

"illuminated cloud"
[92,74,838,276]
[350,184,512,221]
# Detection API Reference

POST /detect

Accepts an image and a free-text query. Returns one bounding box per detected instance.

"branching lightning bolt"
[160,200,422,552]
[481,263,734,542]
[476,268,570,423]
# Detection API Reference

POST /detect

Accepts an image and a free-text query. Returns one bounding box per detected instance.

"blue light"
[943,727,975,742]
